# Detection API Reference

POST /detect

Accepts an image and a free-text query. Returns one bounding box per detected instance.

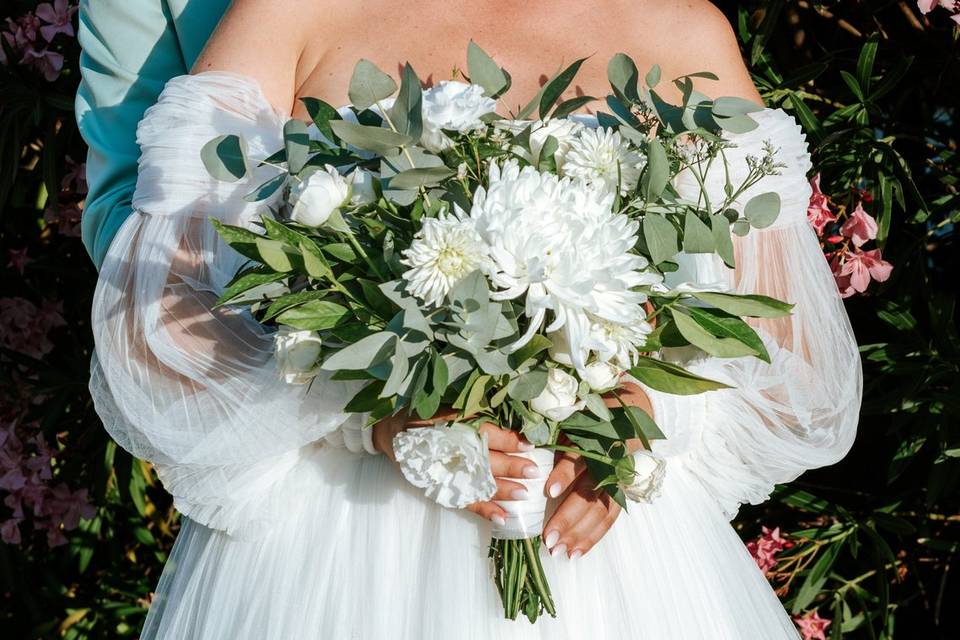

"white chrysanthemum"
[419,81,497,152]
[469,159,659,371]
[494,118,584,168]
[564,127,646,195]
[584,314,655,369]
[392,422,497,509]
[400,211,490,306]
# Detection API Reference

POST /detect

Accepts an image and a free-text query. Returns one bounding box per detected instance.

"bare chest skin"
[290,0,676,118]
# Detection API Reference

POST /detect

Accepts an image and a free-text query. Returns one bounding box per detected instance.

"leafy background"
[0,1,956,638]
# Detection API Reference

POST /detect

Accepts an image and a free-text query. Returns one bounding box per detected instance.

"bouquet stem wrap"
[488,447,557,621]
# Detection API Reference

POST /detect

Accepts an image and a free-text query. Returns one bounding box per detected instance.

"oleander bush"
[0,1,956,638]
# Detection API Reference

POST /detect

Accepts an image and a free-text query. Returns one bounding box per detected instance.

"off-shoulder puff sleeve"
[642,109,862,519]
[89,73,372,538]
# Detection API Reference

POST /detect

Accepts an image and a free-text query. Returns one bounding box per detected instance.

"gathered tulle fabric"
[87,72,861,639]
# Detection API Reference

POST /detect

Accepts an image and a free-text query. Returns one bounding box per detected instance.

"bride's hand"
[539,381,651,559]
[372,408,542,525]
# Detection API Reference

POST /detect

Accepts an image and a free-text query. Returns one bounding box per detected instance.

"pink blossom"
[44,203,83,237]
[7,248,31,275]
[61,156,87,194]
[806,175,836,235]
[35,0,76,42]
[0,297,65,359]
[6,14,41,47]
[21,46,64,81]
[794,610,832,640]
[917,0,958,13]
[838,248,893,296]
[747,526,791,573]
[840,202,878,247]
[0,519,21,545]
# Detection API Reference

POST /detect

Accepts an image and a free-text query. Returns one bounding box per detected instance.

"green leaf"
[467,40,509,98]
[645,64,661,88]
[710,214,735,267]
[201,134,247,182]
[682,213,715,253]
[684,306,770,362]
[642,213,679,265]
[551,96,596,118]
[348,59,397,110]
[217,270,287,306]
[840,70,864,102]
[255,237,297,272]
[792,542,843,613]
[856,38,879,95]
[301,97,342,145]
[744,192,781,229]
[283,119,310,174]
[714,113,759,134]
[690,291,793,318]
[276,300,349,331]
[299,240,334,280]
[245,173,287,202]
[539,57,588,119]
[322,332,397,371]
[711,96,764,118]
[506,369,549,401]
[671,308,759,359]
[388,166,455,189]
[628,356,730,395]
[508,334,553,368]
[210,218,266,261]
[607,53,640,102]
[390,63,423,140]
[643,138,670,201]
[329,121,414,155]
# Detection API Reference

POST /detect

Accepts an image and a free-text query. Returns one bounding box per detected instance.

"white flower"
[585,315,655,370]
[564,127,646,195]
[419,81,497,152]
[392,422,497,508]
[289,165,350,227]
[274,327,323,384]
[349,168,377,205]
[400,210,491,306]
[530,368,585,422]
[469,159,658,371]
[582,361,621,393]
[495,118,584,168]
[620,450,666,503]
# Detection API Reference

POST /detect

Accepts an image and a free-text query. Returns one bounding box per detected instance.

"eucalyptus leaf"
[348,59,397,110]
[643,138,670,201]
[711,96,764,118]
[201,134,247,182]
[283,119,310,174]
[714,113,759,134]
[467,40,509,97]
[539,57,588,119]
[301,97,342,145]
[276,300,350,331]
[682,213,715,253]
[322,331,398,371]
[388,167,455,189]
[390,63,423,140]
[608,53,640,102]
[244,173,287,202]
[710,214,736,267]
[506,369,549,401]
[330,120,413,155]
[642,213,679,265]
[744,192,781,229]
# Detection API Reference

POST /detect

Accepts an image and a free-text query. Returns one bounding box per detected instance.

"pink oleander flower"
[807,174,836,236]
[44,203,83,237]
[0,518,21,545]
[840,201,878,247]
[21,46,64,81]
[833,248,893,298]
[7,248,31,275]
[0,297,66,359]
[61,156,87,194]
[794,610,832,640]
[917,0,958,14]
[747,526,791,573]
[35,0,76,42]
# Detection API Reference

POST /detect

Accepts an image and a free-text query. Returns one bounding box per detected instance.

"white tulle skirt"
[141,444,800,639]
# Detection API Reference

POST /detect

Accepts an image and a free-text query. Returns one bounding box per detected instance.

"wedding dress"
[89,72,862,639]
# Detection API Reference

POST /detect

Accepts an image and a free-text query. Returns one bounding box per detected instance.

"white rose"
[582,361,621,393]
[349,168,377,205]
[546,330,574,366]
[392,422,497,508]
[419,81,497,153]
[530,368,585,422]
[495,118,584,168]
[274,327,323,384]
[289,165,350,227]
[620,451,667,503]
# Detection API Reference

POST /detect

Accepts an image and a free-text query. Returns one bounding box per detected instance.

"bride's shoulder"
[615,0,761,103]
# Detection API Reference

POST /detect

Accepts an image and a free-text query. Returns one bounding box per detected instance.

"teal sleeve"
[75,0,189,269]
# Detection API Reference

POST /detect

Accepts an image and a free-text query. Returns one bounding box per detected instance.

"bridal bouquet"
[203,43,791,622]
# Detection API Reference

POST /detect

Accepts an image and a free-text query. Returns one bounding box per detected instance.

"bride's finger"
[560,494,622,559]
[489,450,544,479]
[493,477,531,501]
[478,422,534,453]
[544,448,586,498]
[466,500,507,525]
[540,486,594,556]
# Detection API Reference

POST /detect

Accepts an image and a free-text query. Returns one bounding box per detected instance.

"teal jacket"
[75,0,230,269]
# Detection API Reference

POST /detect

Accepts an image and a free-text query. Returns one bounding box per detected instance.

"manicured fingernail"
[548,481,562,498]
[491,514,506,526]
[510,488,529,500]
[544,529,559,548]
[517,441,535,452]
[551,543,567,558]
[570,549,583,560]
[523,465,541,478]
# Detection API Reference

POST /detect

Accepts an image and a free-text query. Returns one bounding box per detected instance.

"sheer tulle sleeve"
[89,73,369,537]
[641,109,862,519]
